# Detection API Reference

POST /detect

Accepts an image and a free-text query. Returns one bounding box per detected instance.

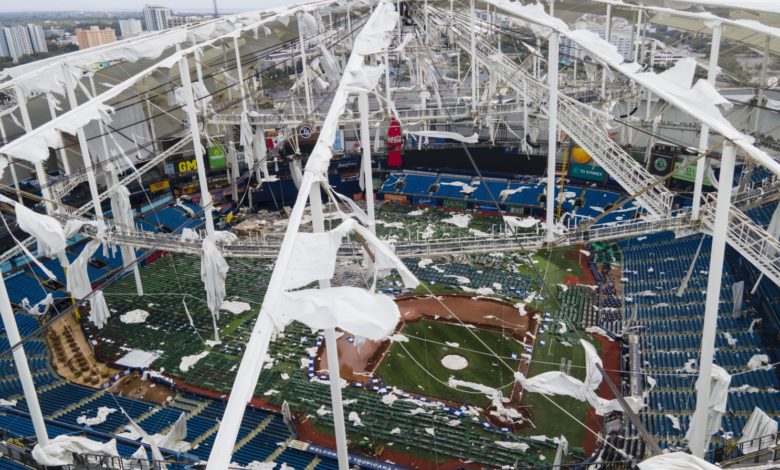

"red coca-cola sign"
[387,117,402,167]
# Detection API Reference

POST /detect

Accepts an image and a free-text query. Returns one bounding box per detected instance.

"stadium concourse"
[0,0,780,469]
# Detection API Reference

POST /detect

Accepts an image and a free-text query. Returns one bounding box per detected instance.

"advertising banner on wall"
[387,118,403,167]
[207,144,227,170]
[672,160,712,186]
[569,162,607,183]
[648,153,674,177]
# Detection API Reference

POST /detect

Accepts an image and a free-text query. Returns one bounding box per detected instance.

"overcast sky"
[0,0,302,13]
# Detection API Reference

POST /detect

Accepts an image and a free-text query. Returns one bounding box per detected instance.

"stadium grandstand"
[0,0,779,468]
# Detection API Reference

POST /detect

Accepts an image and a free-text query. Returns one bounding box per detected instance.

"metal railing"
[705,431,780,466]
[701,192,780,288]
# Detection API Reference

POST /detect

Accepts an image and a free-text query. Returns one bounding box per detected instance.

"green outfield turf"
[375,319,524,406]
[517,330,601,446]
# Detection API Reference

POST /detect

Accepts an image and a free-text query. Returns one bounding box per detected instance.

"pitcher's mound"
[441,354,468,370]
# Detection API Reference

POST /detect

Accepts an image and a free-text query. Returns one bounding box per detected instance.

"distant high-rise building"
[0,33,10,59]
[143,5,172,31]
[119,19,144,38]
[76,26,117,50]
[560,21,633,62]
[2,25,34,62]
[27,24,47,54]
[167,15,209,28]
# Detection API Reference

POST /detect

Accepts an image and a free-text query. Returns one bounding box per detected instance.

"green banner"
[443,199,467,209]
[673,161,711,186]
[208,144,227,170]
[569,162,606,182]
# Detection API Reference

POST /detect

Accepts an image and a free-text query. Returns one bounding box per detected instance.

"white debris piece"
[382,394,399,406]
[421,224,436,239]
[495,441,530,452]
[442,214,472,228]
[418,258,434,268]
[679,359,697,374]
[348,411,363,427]
[246,462,277,470]
[408,130,479,144]
[503,215,538,232]
[461,286,494,295]
[748,354,771,371]
[444,275,471,284]
[77,407,117,426]
[120,309,150,324]
[665,414,681,430]
[220,300,252,314]
[375,220,405,229]
[424,428,435,436]
[449,378,497,396]
[179,351,209,372]
[723,332,737,347]
[389,334,409,343]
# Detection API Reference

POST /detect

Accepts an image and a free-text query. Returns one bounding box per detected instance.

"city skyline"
[0,0,302,13]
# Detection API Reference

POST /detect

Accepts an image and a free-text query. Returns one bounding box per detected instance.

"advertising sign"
[569,162,607,183]
[149,180,170,193]
[177,159,197,174]
[386,118,403,167]
[673,161,712,186]
[207,144,227,170]
[649,154,674,177]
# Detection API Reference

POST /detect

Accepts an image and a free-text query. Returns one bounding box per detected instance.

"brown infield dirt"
[317,294,534,383]
[316,294,539,431]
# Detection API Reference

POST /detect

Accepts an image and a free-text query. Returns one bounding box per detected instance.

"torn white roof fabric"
[283,230,343,290]
[516,339,642,415]
[637,452,721,470]
[32,435,119,466]
[67,239,101,300]
[201,237,230,320]
[515,339,601,406]
[274,286,400,341]
[110,185,134,228]
[13,202,67,257]
[685,364,731,449]
[158,412,188,450]
[739,407,778,454]
[298,11,319,37]
[90,291,111,330]
[284,218,418,291]
[407,131,480,143]
[240,111,255,169]
[486,0,780,179]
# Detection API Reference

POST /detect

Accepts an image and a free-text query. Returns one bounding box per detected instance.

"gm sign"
[178,159,197,174]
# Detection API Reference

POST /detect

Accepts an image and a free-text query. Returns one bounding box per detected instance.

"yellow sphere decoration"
[571,147,591,164]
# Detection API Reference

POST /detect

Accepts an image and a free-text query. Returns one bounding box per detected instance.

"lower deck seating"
[620,233,780,453]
